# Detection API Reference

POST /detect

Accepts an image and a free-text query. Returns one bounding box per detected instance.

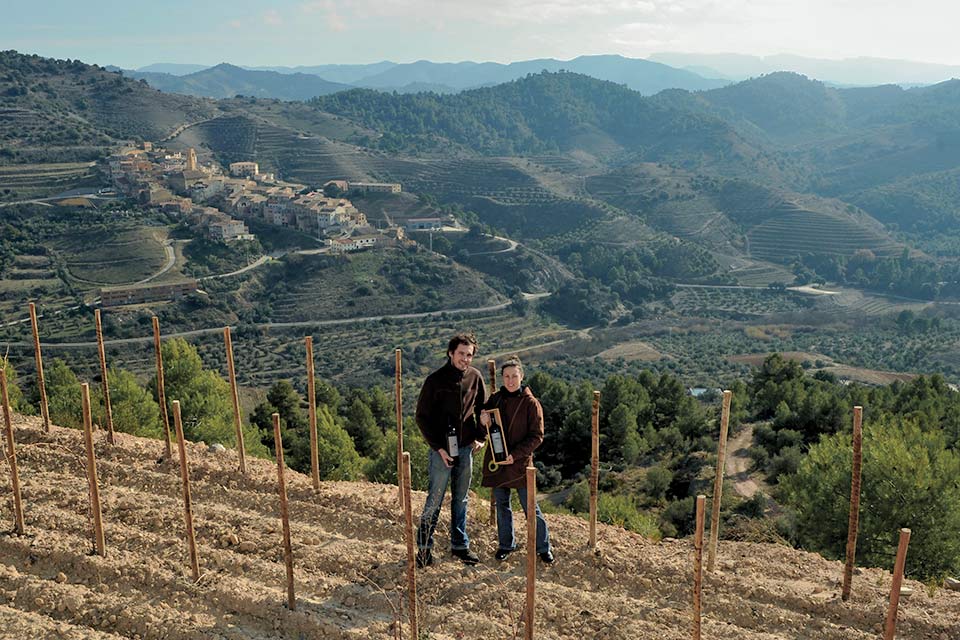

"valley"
[2,50,960,636]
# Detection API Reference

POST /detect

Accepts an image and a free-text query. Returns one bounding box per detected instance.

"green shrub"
[781,416,960,580]
[598,493,661,540]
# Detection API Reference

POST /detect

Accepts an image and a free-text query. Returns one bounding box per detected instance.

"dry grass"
[597,340,663,362]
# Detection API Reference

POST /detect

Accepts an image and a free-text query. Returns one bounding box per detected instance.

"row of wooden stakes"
[4,305,915,638]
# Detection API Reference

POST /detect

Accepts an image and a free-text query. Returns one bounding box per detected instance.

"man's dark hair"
[447,333,478,356]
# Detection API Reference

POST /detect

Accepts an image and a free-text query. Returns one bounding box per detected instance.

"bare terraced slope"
[1,413,958,639]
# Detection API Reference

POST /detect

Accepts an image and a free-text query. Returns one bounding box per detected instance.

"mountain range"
[124,55,729,99]
[648,52,960,86]
[129,64,354,101]
[123,53,960,104]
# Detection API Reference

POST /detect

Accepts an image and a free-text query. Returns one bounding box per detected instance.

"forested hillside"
[309,72,752,167]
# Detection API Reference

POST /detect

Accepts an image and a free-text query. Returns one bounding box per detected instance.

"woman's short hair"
[501,355,523,375]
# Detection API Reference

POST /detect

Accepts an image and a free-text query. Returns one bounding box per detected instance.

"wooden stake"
[525,465,537,640]
[224,327,247,474]
[707,390,732,572]
[883,528,911,640]
[841,406,864,601]
[1,369,25,534]
[94,310,115,444]
[693,495,706,640]
[395,348,403,507]
[487,358,496,527]
[152,317,172,458]
[589,390,600,551]
[28,302,50,432]
[81,383,105,556]
[273,413,296,610]
[172,400,200,582]
[401,451,419,639]
[304,336,319,490]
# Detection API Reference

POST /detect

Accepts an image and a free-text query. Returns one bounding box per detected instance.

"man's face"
[449,343,475,371]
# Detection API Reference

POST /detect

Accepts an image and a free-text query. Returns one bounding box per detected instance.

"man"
[415,333,486,567]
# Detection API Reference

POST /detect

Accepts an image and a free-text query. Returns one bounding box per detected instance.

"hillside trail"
[0,414,958,639]
[725,422,762,498]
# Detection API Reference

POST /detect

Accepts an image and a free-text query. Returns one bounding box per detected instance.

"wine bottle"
[490,424,506,461]
[484,409,509,466]
[446,419,459,460]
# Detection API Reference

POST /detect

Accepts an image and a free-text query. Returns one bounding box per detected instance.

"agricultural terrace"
[177,116,380,185]
[466,196,610,240]
[726,262,796,287]
[633,313,960,383]
[671,287,813,318]
[0,162,98,200]
[51,226,169,287]
[747,209,901,263]
[261,250,505,324]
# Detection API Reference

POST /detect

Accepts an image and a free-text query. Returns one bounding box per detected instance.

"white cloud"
[262,9,283,26]
[298,0,662,25]
[300,1,347,32]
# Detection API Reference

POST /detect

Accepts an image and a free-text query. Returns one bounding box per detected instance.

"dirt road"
[725,423,761,498]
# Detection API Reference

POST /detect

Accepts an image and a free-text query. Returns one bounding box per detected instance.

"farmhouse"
[348,181,402,194]
[323,179,401,194]
[405,217,442,231]
[229,161,260,177]
[100,279,199,307]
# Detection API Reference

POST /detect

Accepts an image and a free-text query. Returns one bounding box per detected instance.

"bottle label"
[491,431,505,455]
[447,434,459,458]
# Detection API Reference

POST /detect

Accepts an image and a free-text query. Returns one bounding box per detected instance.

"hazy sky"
[5,0,960,68]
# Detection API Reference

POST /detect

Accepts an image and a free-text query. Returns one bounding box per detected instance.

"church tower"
[187,148,198,172]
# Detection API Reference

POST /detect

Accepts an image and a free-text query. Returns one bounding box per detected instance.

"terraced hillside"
[173,115,619,242]
[259,249,506,324]
[0,52,221,159]
[0,254,73,325]
[745,207,900,262]
[586,166,903,267]
[169,115,381,185]
[51,226,169,287]
[0,161,98,200]
[1,415,958,639]
[672,287,813,318]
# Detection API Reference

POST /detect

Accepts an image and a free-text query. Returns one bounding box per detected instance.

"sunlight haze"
[5,0,960,69]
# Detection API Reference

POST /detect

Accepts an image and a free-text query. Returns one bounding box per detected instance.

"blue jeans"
[493,485,551,554]
[417,448,474,551]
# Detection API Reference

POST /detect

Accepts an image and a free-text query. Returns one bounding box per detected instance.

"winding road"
[0,300,516,350]
[134,240,177,285]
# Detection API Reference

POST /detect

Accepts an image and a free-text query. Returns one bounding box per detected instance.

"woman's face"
[502,365,523,392]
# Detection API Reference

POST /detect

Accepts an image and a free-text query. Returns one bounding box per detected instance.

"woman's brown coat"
[480,386,544,489]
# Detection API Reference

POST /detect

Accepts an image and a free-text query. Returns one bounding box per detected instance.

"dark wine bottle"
[484,409,510,467]
[489,420,507,463]
[446,419,459,460]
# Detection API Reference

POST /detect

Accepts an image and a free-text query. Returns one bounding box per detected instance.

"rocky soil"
[1,413,958,639]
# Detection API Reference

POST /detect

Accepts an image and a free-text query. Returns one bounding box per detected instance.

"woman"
[479,356,554,563]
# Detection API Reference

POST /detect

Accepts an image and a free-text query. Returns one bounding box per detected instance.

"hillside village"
[107,143,408,252]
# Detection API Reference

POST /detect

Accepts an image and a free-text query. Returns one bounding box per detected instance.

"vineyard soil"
[0,414,958,639]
